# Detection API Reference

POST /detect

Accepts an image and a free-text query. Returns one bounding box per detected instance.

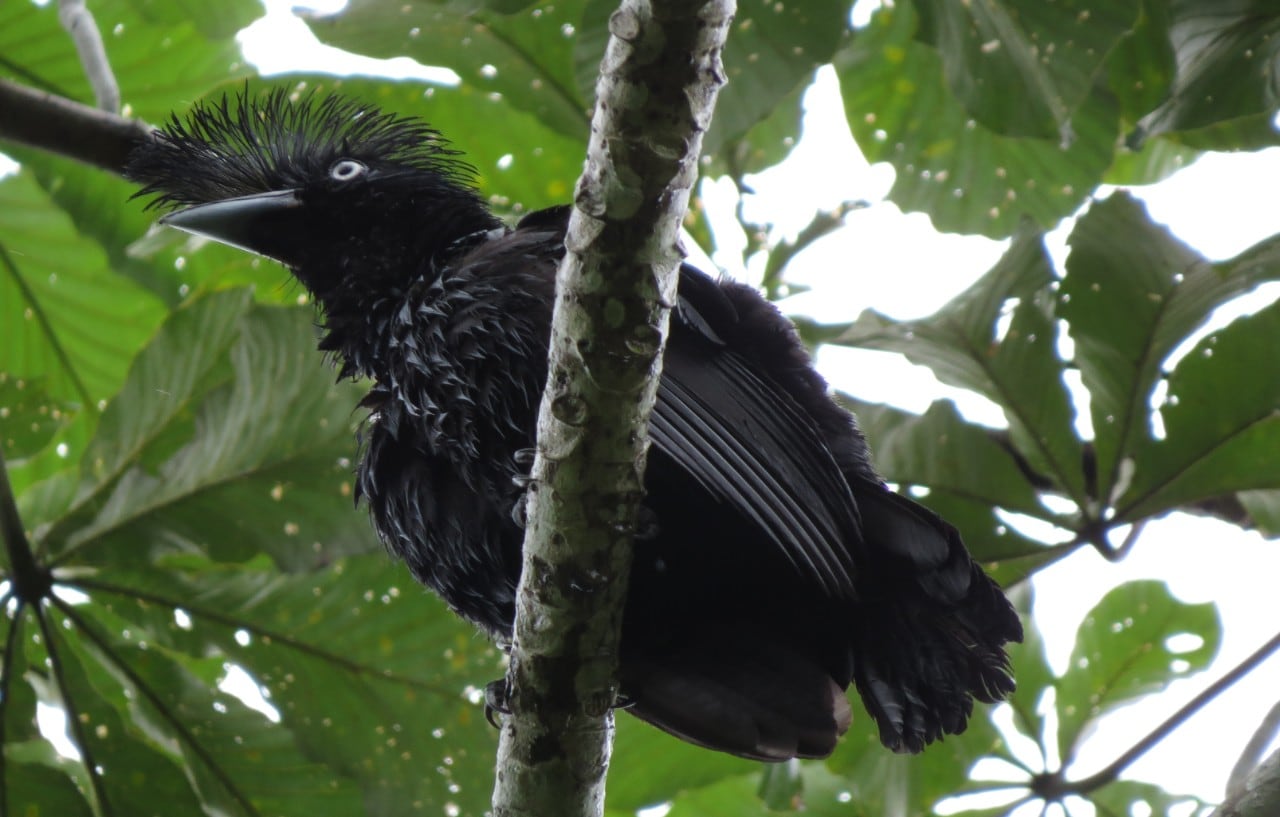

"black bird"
[126,90,1022,761]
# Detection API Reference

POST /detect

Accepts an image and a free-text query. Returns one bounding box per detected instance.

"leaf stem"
[54,599,263,817]
[35,605,113,816]
[0,450,50,604]
[0,244,97,417]
[72,575,468,696]
[0,601,27,817]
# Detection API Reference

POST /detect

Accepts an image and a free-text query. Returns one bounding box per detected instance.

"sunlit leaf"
[1056,580,1221,761]
[0,0,254,124]
[69,554,504,816]
[0,172,167,409]
[837,4,1117,237]
[307,0,591,140]
[39,294,377,570]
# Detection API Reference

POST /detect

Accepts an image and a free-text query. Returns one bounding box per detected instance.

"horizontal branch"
[0,77,150,173]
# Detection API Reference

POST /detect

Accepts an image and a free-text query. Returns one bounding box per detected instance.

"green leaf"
[1138,0,1280,149]
[629,0,850,160]
[1055,580,1221,762]
[40,294,377,570]
[1237,489,1280,537]
[1100,135,1200,186]
[1059,192,1202,506]
[0,376,74,462]
[253,74,588,215]
[106,642,364,816]
[1118,300,1280,520]
[0,759,95,817]
[824,699,1007,817]
[31,605,210,815]
[848,399,1045,517]
[0,0,254,124]
[609,716,756,811]
[126,0,264,40]
[306,0,591,141]
[72,555,505,817]
[836,227,1088,503]
[998,597,1054,773]
[1106,0,1178,125]
[1088,779,1209,817]
[10,145,288,307]
[1062,195,1280,518]
[837,3,1117,237]
[0,172,167,409]
[915,0,1138,140]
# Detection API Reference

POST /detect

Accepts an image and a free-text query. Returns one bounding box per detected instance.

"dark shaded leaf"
[915,0,1137,140]
[848,399,1044,517]
[609,715,756,811]
[1,759,95,817]
[837,226,1088,503]
[1138,0,1280,149]
[1118,301,1280,520]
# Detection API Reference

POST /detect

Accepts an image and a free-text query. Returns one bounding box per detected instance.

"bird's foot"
[484,678,511,728]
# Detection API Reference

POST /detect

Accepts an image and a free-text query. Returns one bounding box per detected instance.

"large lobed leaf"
[836,2,1118,237]
[914,0,1138,141]
[37,292,377,571]
[837,224,1088,504]
[1061,192,1280,513]
[1055,580,1221,763]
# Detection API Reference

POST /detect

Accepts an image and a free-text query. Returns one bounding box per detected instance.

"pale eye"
[329,159,367,182]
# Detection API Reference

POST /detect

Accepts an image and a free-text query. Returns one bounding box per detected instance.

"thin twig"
[35,606,113,816]
[57,0,119,113]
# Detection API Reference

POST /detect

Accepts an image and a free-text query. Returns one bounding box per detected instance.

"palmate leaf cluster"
[1,1,1279,815]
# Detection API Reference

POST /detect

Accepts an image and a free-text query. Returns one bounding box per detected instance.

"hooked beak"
[161,189,306,266]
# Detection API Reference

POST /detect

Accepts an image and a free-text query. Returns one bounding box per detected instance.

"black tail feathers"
[850,491,1022,753]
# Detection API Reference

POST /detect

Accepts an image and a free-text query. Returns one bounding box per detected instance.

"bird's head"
[126,88,501,299]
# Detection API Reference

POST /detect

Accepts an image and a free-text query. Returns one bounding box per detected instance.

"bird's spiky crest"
[127,87,476,210]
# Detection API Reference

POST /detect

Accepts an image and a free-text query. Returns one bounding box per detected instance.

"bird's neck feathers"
[306,195,505,381]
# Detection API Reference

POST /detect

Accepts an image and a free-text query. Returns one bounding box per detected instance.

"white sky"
[14,2,1280,814]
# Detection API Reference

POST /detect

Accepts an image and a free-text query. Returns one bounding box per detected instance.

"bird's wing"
[648,266,862,600]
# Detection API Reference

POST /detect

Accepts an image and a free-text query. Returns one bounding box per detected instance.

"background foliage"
[2,1,1279,815]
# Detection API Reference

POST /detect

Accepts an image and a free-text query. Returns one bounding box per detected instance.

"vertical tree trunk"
[490,2,735,816]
